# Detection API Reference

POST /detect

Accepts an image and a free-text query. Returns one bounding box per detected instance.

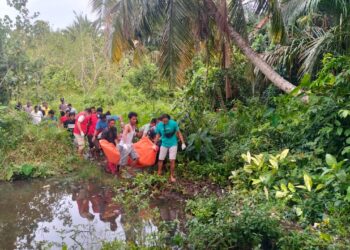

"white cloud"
[0,0,97,29]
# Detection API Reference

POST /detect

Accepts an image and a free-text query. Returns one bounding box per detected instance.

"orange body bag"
[99,139,120,164]
[131,137,157,168]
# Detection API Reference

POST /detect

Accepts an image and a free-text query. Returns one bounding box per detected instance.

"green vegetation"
[0,107,80,180]
[1,0,350,249]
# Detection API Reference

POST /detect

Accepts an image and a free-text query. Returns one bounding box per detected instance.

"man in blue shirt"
[92,114,108,151]
[105,111,124,127]
[154,114,186,183]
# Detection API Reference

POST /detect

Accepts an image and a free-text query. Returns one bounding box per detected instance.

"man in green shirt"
[154,114,186,183]
[45,110,58,127]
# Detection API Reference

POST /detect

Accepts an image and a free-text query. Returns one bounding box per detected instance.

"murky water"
[0,178,185,250]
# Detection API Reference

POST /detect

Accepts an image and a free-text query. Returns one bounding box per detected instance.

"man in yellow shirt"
[41,101,51,116]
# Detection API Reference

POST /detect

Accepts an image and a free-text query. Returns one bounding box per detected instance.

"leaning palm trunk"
[204,0,309,102]
[229,28,296,94]
[230,28,308,102]
[205,0,297,95]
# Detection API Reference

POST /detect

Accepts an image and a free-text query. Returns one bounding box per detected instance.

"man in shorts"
[154,114,186,183]
[118,112,139,176]
[73,108,92,157]
[87,107,101,159]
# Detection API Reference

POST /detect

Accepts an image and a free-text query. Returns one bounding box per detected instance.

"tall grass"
[0,107,81,180]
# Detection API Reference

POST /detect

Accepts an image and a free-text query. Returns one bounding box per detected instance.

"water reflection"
[0,178,184,249]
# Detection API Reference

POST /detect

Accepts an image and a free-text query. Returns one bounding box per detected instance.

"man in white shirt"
[31,105,43,125]
[141,118,157,137]
[67,103,77,114]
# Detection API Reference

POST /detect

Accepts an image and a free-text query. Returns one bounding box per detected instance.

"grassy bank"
[0,107,82,181]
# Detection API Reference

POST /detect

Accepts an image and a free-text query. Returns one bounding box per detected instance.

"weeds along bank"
[0,107,80,180]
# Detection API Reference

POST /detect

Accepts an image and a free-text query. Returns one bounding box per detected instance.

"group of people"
[17,98,77,126]
[16,98,187,182]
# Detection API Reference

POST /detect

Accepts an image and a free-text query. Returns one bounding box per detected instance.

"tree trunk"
[205,0,307,101]
[229,28,296,94]
[222,41,233,100]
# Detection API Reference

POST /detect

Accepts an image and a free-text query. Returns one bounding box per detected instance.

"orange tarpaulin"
[131,137,157,168]
[100,138,156,167]
[99,139,120,164]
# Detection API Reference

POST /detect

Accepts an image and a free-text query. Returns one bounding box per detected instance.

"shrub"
[184,194,282,249]
[0,108,80,180]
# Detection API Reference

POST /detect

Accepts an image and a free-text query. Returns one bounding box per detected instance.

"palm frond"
[282,0,350,26]
[228,0,247,39]
[64,12,99,39]
[254,0,269,14]
[245,0,287,44]
[299,27,335,75]
[281,0,308,25]
[159,0,196,85]
[91,0,197,85]
[105,0,142,61]
[89,0,106,18]
[269,0,286,44]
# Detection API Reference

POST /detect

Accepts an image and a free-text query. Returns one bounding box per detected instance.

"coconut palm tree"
[264,0,350,79]
[64,12,99,40]
[90,0,299,96]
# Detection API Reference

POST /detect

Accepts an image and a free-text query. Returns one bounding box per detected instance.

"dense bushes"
[0,107,80,180]
[0,106,27,150]
[182,190,350,249]
[170,54,350,248]
[184,193,282,249]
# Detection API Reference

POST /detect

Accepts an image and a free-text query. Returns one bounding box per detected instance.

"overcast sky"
[0,0,96,29]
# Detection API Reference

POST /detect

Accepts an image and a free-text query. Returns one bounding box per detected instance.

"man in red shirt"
[87,107,103,159]
[73,108,92,157]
